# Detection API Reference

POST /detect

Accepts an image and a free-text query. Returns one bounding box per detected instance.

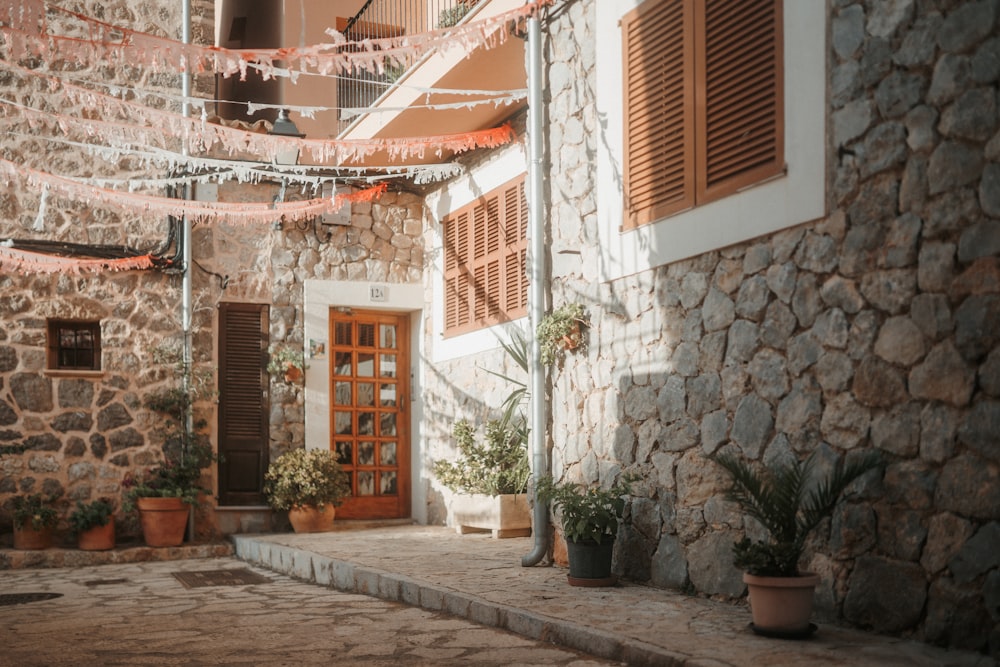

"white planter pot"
[451,493,531,539]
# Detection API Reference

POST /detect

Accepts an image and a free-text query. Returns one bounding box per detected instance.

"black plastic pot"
[565,538,615,586]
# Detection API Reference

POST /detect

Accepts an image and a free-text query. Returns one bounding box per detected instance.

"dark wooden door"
[329,309,410,519]
[218,302,269,506]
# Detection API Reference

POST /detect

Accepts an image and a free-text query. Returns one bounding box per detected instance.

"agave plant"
[713,450,881,577]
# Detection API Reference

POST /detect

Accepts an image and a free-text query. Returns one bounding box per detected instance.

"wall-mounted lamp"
[269,108,304,166]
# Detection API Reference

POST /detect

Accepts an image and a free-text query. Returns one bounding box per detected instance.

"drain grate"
[172,568,271,589]
[0,593,63,606]
[84,578,129,587]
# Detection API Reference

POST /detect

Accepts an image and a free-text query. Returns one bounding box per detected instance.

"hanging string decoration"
[0,158,389,227]
[0,95,515,164]
[0,244,156,274]
[0,0,553,81]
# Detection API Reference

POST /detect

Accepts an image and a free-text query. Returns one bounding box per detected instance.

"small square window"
[48,320,101,371]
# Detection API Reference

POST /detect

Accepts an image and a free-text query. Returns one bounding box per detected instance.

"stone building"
[0,0,997,659]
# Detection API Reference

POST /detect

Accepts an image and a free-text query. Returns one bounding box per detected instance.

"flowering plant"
[11,494,58,531]
[264,448,351,510]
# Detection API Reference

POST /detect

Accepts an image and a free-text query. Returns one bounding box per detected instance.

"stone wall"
[0,0,216,541]
[533,0,999,657]
[0,1,426,541]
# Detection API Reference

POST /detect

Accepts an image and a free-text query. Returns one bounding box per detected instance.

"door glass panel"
[358,323,375,347]
[334,381,351,405]
[357,382,375,407]
[334,351,352,376]
[358,441,375,466]
[357,353,375,377]
[380,384,396,407]
[334,321,352,346]
[357,471,375,496]
[380,354,397,378]
[358,411,375,435]
[380,442,397,466]
[380,324,396,349]
[335,441,353,466]
[380,472,397,495]
[334,411,352,435]
[380,412,397,437]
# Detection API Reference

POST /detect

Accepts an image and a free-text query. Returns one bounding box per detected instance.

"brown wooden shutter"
[622,0,696,228]
[696,0,784,201]
[218,302,269,506]
[442,175,528,337]
[622,0,783,227]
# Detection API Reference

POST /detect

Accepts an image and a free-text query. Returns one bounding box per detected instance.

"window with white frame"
[594,0,825,282]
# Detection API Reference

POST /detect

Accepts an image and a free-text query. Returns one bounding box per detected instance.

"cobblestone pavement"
[0,557,621,666]
[233,525,995,667]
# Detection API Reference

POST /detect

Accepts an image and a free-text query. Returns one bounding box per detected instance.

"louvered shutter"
[622,0,783,227]
[218,302,269,506]
[697,0,784,200]
[442,175,528,337]
[622,0,695,228]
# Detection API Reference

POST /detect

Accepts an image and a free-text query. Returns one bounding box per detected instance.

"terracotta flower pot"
[137,497,189,547]
[283,364,303,383]
[77,521,115,551]
[287,503,336,533]
[13,524,54,550]
[744,572,821,637]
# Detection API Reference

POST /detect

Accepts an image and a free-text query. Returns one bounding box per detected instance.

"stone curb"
[230,535,688,666]
[0,542,233,570]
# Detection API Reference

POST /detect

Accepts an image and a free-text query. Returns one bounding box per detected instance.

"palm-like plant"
[713,450,881,577]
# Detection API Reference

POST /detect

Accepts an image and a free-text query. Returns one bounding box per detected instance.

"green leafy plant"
[434,418,530,496]
[122,441,215,512]
[143,342,216,459]
[437,1,473,28]
[267,344,307,378]
[11,494,58,531]
[537,476,634,545]
[68,498,115,534]
[264,448,351,510]
[712,450,881,577]
[536,302,588,365]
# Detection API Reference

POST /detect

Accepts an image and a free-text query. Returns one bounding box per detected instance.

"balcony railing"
[337,0,480,131]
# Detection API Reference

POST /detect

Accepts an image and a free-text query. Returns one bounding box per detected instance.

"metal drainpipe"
[522,15,549,568]
[180,0,194,541]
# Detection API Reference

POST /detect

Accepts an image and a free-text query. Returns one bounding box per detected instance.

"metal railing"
[337,0,480,131]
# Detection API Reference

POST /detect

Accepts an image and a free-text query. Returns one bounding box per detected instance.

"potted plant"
[267,344,307,383]
[11,494,58,550]
[433,417,531,538]
[537,475,634,587]
[712,450,881,638]
[68,498,116,551]
[123,443,214,547]
[264,448,351,533]
[536,302,588,365]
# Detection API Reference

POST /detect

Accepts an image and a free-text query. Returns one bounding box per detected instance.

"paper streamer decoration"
[0,157,389,227]
[0,245,156,274]
[1,97,515,164]
[0,0,552,81]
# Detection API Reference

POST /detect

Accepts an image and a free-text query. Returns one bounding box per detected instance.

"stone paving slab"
[0,557,619,666]
[232,525,994,667]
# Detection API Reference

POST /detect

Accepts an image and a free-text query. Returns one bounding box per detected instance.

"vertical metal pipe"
[181,0,194,540]
[522,15,548,568]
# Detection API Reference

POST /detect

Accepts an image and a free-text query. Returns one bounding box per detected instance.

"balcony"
[215,0,528,168]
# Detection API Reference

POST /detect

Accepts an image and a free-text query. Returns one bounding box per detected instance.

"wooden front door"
[329,309,410,519]
[217,302,269,506]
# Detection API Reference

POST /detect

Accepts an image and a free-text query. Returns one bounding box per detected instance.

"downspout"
[180,0,194,540]
[181,0,193,440]
[522,15,548,567]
